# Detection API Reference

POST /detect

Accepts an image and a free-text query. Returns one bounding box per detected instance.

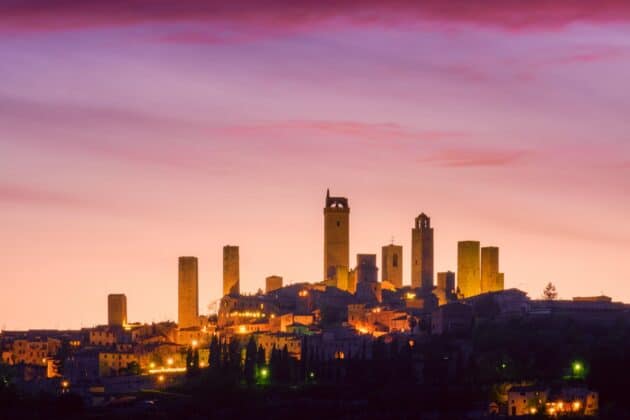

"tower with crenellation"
[323,189,350,286]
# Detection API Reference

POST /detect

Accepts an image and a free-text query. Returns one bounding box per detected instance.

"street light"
[572,361,584,377]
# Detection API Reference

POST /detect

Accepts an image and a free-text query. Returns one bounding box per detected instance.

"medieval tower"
[382,244,403,288]
[457,241,481,297]
[178,256,199,328]
[323,189,350,283]
[223,245,240,296]
[107,294,127,327]
[411,213,434,291]
[481,246,500,293]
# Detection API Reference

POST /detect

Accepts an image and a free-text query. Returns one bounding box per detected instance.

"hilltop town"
[2,191,628,418]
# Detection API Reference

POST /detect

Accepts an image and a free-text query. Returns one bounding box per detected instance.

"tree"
[280,345,290,383]
[209,335,221,371]
[244,336,257,385]
[256,345,266,368]
[269,345,280,382]
[227,338,241,374]
[186,347,200,376]
[543,282,558,300]
[193,349,199,370]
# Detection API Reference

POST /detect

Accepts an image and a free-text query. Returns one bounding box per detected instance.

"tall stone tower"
[107,294,127,327]
[481,246,500,293]
[178,257,199,329]
[324,189,350,281]
[457,241,481,297]
[223,245,240,296]
[382,244,403,288]
[411,213,434,291]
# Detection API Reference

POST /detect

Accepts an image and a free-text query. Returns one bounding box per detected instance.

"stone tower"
[355,254,381,303]
[437,271,456,294]
[481,246,500,293]
[356,254,378,284]
[435,271,456,306]
[457,241,481,298]
[178,256,199,328]
[324,189,350,281]
[411,213,434,291]
[265,275,283,293]
[382,244,403,288]
[497,272,505,291]
[107,294,127,327]
[223,245,240,296]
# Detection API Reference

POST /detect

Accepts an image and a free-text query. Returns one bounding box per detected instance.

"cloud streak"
[0,183,88,208]
[214,120,465,142]
[419,148,531,167]
[3,1,630,33]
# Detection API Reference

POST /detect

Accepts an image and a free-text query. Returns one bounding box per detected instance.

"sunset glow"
[1,2,629,329]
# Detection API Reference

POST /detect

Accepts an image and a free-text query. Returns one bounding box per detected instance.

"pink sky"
[1,2,629,329]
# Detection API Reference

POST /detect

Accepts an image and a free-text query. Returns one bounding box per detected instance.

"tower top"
[325,189,349,209]
[415,213,431,230]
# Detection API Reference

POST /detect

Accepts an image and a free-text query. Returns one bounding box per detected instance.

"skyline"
[2,1,630,330]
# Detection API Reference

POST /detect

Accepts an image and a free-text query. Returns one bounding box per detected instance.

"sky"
[1,1,629,330]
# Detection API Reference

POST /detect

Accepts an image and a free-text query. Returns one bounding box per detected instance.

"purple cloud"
[3,1,630,33]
